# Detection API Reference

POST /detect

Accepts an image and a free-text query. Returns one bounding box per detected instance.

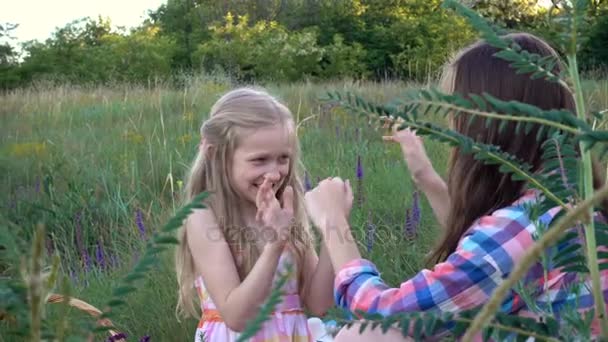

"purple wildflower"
[139,335,151,342]
[411,190,421,228]
[95,241,106,270]
[404,191,421,240]
[365,212,376,253]
[403,208,415,240]
[107,332,127,342]
[83,251,92,272]
[136,209,147,240]
[74,211,91,272]
[356,155,364,207]
[8,196,16,210]
[69,267,79,285]
[304,171,312,192]
[45,235,54,257]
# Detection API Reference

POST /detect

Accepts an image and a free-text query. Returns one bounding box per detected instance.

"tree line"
[1,0,606,90]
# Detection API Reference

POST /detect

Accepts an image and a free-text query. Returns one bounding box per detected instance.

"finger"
[382,135,395,142]
[281,186,294,213]
[256,183,266,209]
[256,202,265,222]
[392,121,400,134]
[345,179,354,202]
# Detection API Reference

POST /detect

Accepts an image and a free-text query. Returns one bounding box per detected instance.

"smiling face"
[230,122,294,208]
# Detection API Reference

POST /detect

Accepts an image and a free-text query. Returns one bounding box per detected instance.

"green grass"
[1,75,607,341]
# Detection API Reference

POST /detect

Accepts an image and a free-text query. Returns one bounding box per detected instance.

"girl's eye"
[279,156,290,163]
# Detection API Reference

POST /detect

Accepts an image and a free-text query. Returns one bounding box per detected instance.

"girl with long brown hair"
[304,33,608,341]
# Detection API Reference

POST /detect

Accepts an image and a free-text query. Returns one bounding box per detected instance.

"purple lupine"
[95,241,106,270]
[356,155,364,179]
[34,176,41,194]
[356,155,364,208]
[83,250,92,272]
[45,235,54,257]
[304,171,312,192]
[107,332,127,342]
[74,211,91,272]
[411,190,421,228]
[69,267,79,286]
[365,212,376,253]
[404,191,421,240]
[136,209,147,240]
[139,335,151,342]
[403,208,416,240]
[8,195,16,210]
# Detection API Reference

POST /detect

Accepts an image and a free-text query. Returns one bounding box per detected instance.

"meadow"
[1,74,607,341]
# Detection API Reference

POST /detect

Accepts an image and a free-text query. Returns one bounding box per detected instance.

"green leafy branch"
[97,192,208,325]
[235,264,293,342]
[442,0,566,84]
[338,308,561,341]
[395,87,591,136]
[326,90,569,209]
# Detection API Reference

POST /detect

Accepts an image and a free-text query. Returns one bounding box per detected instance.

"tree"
[0,22,21,89]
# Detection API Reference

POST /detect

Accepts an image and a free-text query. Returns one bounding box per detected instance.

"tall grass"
[1,74,607,340]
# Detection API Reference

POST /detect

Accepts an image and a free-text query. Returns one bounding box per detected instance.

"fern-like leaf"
[235,264,293,341]
[340,308,560,341]
[98,192,208,322]
[441,0,565,85]
[328,91,568,210]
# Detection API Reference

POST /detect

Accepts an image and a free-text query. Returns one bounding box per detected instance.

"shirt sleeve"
[334,207,534,316]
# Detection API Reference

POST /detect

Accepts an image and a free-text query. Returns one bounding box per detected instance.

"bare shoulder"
[185,208,222,243]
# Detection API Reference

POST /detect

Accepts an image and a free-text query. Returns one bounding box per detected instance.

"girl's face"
[230,123,293,207]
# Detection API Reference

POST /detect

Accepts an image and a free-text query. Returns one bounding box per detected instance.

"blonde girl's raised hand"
[255,176,295,247]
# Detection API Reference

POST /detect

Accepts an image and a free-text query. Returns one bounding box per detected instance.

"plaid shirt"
[334,190,607,337]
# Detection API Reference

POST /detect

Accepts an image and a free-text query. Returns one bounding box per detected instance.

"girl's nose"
[264,171,281,182]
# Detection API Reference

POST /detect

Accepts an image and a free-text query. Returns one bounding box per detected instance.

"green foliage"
[235,265,293,342]
[98,192,207,323]
[15,17,176,85]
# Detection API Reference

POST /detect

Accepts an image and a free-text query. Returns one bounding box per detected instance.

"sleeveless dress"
[194,249,312,342]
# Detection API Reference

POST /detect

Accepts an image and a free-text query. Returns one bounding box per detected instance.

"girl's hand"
[383,125,433,184]
[304,177,353,237]
[255,176,294,247]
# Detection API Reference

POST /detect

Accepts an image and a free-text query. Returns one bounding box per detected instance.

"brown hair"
[427,33,606,265]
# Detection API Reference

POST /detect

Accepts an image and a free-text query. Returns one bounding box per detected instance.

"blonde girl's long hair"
[175,87,313,319]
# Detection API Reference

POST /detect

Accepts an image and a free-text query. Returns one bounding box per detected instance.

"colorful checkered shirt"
[334,190,608,337]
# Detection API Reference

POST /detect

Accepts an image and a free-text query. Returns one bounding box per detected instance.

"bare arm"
[385,127,450,229]
[411,165,449,229]
[187,209,284,332]
[299,242,335,316]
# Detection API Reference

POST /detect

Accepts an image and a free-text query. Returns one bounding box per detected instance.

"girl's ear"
[199,138,214,158]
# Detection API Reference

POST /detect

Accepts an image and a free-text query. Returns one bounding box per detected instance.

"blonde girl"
[175,88,334,341]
